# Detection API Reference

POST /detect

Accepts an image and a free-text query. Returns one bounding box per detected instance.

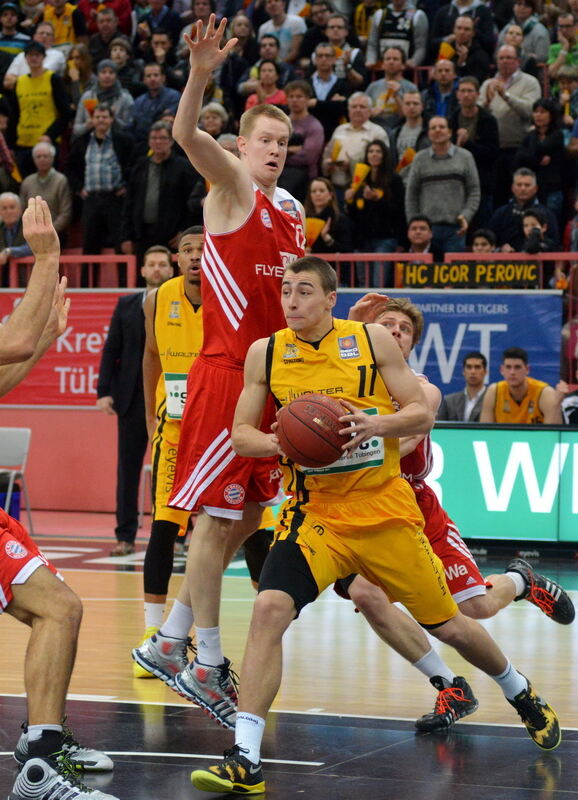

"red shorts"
[0,509,59,612]
[169,355,283,519]
[414,483,487,603]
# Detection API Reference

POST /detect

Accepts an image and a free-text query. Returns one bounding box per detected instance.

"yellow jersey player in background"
[132,229,203,680]
[191,256,560,796]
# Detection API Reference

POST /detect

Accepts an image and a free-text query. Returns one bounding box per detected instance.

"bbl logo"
[338,335,360,359]
[224,483,245,505]
[169,301,180,319]
[5,540,27,559]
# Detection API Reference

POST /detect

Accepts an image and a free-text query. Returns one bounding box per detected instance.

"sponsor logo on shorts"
[224,483,245,505]
[466,576,477,585]
[445,563,468,581]
[338,335,360,359]
[279,198,299,219]
[261,209,272,229]
[269,468,283,482]
[5,540,27,559]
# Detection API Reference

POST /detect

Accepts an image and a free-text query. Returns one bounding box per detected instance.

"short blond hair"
[239,103,292,138]
[380,297,424,347]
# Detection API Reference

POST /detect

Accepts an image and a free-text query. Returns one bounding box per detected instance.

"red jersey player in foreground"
[1,198,117,800]
[191,258,560,796]
[338,293,574,731]
[132,14,305,728]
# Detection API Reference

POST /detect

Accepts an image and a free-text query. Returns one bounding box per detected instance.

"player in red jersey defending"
[338,293,574,733]
[132,15,305,727]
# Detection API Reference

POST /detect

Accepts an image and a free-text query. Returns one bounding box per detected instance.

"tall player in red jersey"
[338,294,574,733]
[132,14,305,728]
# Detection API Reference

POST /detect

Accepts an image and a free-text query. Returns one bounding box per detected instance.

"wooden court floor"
[1,558,578,798]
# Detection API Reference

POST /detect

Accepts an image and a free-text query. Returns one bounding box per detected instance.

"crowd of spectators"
[2,0,578,288]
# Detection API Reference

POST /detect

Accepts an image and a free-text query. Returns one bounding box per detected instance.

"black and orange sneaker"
[507,558,575,625]
[191,746,265,795]
[415,676,479,732]
[508,680,561,751]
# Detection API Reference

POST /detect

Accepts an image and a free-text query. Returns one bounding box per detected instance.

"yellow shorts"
[274,476,457,627]
[151,414,191,529]
[260,505,277,529]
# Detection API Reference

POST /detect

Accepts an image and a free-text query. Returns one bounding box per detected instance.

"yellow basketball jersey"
[268,318,399,502]
[154,275,203,420]
[494,377,548,424]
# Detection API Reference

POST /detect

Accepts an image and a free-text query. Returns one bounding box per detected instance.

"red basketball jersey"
[401,435,450,544]
[400,435,434,488]
[201,187,305,365]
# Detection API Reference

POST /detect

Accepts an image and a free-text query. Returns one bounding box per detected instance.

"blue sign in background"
[335,290,562,394]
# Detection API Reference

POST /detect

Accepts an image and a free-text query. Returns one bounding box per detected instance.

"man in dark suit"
[437,351,488,422]
[120,121,196,268]
[96,247,174,555]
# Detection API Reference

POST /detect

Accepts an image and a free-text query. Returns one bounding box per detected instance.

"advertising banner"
[399,260,539,289]
[335,290,562,394]
[0,290,130,406]
[429,427,578,542]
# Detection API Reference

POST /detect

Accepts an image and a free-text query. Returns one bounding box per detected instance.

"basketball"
[276,394,350,468]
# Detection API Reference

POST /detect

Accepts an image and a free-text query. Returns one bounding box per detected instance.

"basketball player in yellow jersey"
[132,229,203,679]
[191,256,560,797]
[481,346,562,424]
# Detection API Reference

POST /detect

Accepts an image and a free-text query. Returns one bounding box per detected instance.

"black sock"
[28,730,65,760]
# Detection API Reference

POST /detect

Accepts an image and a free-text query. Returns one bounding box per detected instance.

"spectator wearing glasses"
[321,13,367,88]
[497,0,550,66]
[548,13,578,83]
[307,42,351,141]
[299,1,361,67]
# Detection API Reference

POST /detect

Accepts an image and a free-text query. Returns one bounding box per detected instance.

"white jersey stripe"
[202,252,242,330]
[177,437,234,508]
[172,428,230,506]
[0,581,7,610]
[204,234,248,313]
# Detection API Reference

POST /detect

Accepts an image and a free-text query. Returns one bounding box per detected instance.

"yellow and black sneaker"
[508,681,561,751]
[191,746,265,795]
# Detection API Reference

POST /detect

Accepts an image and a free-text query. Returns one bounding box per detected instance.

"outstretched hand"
[46,276,70,340]
[22,196,60,258]
[348,292,390,323]
[183,14,238,72]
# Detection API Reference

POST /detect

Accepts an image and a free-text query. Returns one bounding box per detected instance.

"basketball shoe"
[131,631,195,688]
[508,680,561,751]
[415,676,479,732]
[191,745,264,795]
[9,756,119,800]
[132,627,159,679]
[507,558,575,625]
[174,658,238,730]
[14,720,113,771]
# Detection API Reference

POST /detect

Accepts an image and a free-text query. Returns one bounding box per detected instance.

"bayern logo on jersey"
[224,483,245,505]
[261,209,273,229]
[5,540,27,559]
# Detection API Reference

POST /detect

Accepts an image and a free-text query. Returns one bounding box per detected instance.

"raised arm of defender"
[172,15,255,230]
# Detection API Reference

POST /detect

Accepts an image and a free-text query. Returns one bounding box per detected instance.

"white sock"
[196,626,224,667]
[159,599,194,639]
[491,661,528,700]
[413,647,456,687]
[235,712,265,765]
[27,724,62,741]
[144,602,165,630]
[506,571,526,599]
